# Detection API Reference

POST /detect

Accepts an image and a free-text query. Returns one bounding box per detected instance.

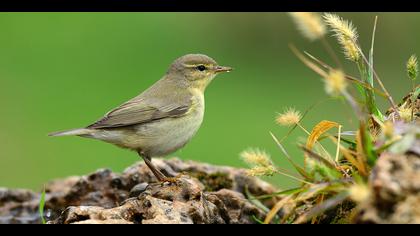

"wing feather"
[87,96,191,129]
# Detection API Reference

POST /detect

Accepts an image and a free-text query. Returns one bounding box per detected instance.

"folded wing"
[87,96,191,129]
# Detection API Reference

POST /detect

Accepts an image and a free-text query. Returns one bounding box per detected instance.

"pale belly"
[88,106,204,157]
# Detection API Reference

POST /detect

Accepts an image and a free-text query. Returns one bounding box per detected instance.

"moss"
[191,172,233,192]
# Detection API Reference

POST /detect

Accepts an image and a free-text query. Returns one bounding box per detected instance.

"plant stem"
[296,122,311,135]
[321,37,343,69]
[335,125,342,163]
[274,169,313,185]
[411,80,416,121]
[342,89,364,121]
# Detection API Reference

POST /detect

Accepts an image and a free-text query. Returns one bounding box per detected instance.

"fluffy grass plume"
[276,108,302,126]
[241,148,272,167]
[289,12,326,41]
[323,13,360,61]
[240,148,275,176]
[324,69,347,96]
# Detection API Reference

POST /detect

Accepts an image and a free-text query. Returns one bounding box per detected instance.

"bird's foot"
[159,173,185,184]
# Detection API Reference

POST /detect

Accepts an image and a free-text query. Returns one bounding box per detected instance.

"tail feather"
[48,128,93,137]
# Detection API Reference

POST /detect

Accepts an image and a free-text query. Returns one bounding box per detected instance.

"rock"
[354,152,420,224]
[129,183,149,198]
[386,85,420,122]
[207,189,265,224]
[354,95,420,224]
[0,188,40,224]
[0,158,277,224]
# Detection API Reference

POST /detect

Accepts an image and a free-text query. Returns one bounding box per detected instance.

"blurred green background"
[0,13,417,190]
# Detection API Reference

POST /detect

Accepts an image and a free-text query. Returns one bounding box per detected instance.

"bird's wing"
[87,95,192,129]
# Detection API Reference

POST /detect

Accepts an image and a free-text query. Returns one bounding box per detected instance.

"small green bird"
[49,54,232,182]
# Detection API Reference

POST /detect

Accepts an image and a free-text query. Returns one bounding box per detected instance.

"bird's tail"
[48,128,94,137]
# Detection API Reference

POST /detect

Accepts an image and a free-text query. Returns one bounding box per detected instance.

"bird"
[49,54,232,182]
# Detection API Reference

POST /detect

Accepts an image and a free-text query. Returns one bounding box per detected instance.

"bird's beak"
[214,66,233,73]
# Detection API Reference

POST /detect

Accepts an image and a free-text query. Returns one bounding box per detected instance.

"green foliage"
[243,13,419,224]
[39,186,46,224]
[359,123,378,167]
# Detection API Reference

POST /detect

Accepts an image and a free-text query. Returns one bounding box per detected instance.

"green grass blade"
[245,186,271,213]
[413,86,420,98]
[250,187,304,200]
[252,215,265,224]
[300,146,336,170]
[367,16,384,121]
[360,123,378,167]
[335,136,356,147]
[39,186,46,224]
[368,16,378,87]
[245,186,281,223]
[270,132,313,181]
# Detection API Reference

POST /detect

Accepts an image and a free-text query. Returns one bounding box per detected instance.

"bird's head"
[167,54,232,91]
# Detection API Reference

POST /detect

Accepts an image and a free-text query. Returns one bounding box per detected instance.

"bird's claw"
[159,173,185,184]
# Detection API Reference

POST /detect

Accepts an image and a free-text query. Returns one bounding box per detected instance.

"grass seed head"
[324,69,347,96]
[407,54,418,81]
[323,13,360,61]
[276,108,302,126]
[246,166,276,177]
[241,148,276,177]
[289,12,326,41]
[241,148,273,167]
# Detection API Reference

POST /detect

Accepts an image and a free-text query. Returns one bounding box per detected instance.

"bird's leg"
[137,151,180,183]
[138,151,166,182]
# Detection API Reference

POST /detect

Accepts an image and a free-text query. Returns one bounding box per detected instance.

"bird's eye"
[196,65,206,71]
